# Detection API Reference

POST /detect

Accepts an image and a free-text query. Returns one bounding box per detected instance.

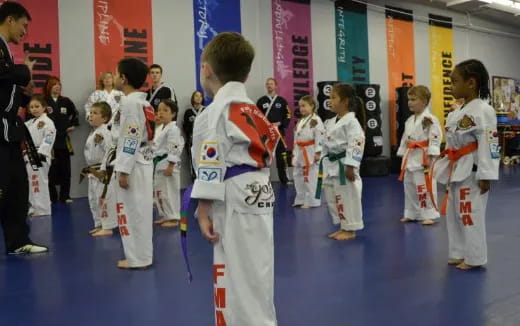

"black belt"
[472,164,478,172]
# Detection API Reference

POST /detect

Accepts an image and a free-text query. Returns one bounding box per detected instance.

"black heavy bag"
[317,81,337,122]
[356,84,383,157]
[360,155,391,177]
[390,87,413,173]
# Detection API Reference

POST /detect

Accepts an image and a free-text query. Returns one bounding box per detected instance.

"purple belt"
[180,164,259,282]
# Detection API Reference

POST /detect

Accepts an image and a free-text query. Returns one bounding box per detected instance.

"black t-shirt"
[256,95,291,132]
[46,96,79,150]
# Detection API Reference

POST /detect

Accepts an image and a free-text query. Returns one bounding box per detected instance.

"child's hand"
[66,126,75,133]
[197,200,219,244]
[314,152,321,163]
[345,165,355,182]
[164,164,174,176]
[479,180,491,194]
[119,173,129,189]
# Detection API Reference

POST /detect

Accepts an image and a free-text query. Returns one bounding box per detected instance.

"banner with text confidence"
[11,0,60,94]
[386,6,416,147]
[193,0,242,92]
[93,0,153,88]
[272,0,314,150]
[429,14,454,127]
[335,0,369,84]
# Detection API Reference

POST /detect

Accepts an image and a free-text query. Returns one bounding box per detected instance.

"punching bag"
[356,84,383,157]
[391,87,413,173]
[316,81,337,122]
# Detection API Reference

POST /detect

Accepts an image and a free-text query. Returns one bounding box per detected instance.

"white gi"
[191,82,279,326]
[84,124,114,229]
[292,113,325,207]
[322,113,365,232]
[397,111,442,221]
[84,89,125,121]
[25,114,56,216]
[153,122,184,221]
[433,98,500,266]
[113,92,154,267]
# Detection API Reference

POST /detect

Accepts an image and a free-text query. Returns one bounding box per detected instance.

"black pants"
[186,141,196,182]
[49,148,71,202]
[0,142,31,252]
[275,141,289,184]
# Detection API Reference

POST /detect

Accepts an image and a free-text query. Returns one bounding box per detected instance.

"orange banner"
[93,0,153,87]
[386,6,416,147]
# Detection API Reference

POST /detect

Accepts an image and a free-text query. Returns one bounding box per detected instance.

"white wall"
[57,0,520,197]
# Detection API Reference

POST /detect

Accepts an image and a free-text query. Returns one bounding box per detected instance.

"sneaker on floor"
[8,244,49,255]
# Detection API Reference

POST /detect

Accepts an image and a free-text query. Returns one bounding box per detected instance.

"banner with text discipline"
[193,0,242,91]
[335,0,369,83]
[272,0,314,150]
[93,0,153,87]
[386,6,416,147]
[429,14,454,127]
[11,0,60,93]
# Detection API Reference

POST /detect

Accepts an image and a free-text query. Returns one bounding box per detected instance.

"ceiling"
[398,0,520,28]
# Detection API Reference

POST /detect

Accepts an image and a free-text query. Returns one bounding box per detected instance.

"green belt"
[315,151,346,199]
[153,154,168,173]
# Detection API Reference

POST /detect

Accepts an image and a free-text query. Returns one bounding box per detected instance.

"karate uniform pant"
[0,142,31,252]
[292,164,321,207]
[154,169,181,220]
[403,170,440,221]
[211,174,277,326]
[27,161,51,216]
[323,175,364,231]
[445,173,489,266]
[99,174,118,230]
[115,163,153,267]
[88,177,103,228]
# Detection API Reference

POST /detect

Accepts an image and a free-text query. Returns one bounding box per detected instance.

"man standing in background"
[146,64,177,112]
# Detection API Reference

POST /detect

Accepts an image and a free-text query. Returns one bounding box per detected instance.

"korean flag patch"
[487,128,500,159]
[199,141,219,165]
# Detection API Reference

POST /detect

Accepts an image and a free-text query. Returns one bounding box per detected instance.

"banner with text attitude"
[193,0,242,92]
[93,0,153,88]
[335,0,369,84]
[272,0,314,150]
[386,6,416,147]
[10,0,60,94]
[429,14,454,127]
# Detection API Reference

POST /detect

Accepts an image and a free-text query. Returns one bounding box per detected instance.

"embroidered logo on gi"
[47,106,53,114]
[60,107,67,114]
[199,141,219,164]
[37,121,45,129]
[94,134,104,144]
[189,116,195,122]
[487,128,500,159]
[422,117,433,129]
[122,137,138,154]
[456,115,476,131]
[114,95,121,103]
[198,167,222,182]
[125,124,140,138]
[310,119,318,128]
[44,134,54,144]
[245,182,275,207]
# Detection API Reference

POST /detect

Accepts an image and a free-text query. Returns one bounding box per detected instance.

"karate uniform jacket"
[397,110,442,172]
[46,95,79,150]
[256,95,291,134]
[84,124,112,166]
[292,113,325,167]
[183,106,206,145]
[84,89,125,121]
[153,122,184,171]
[25,114,56,158]
[322,112,365,178]
[433,98,500,184]
[114,92,154,174]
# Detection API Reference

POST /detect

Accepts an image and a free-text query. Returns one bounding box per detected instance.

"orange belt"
[297,139,315,182]
[430,142,478,215]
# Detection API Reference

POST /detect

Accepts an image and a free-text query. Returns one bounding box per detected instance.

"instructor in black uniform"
[146,63,177,112]
[0,1,47,254]
[257,77,291,184]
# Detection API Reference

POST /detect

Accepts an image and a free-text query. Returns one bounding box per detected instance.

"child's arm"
[313,118,325,162]
[114,104,141,188]
[427,116,442,164]
[164,126,185,176]
[197,199,219,243]
[38,122,56,158]
[396,119,409,157]
[474,108,500,193]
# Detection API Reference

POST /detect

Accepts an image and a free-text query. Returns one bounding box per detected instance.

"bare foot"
[456,262,481,270]
[117,259,152,270]
[333,230,356,241]
[89,227,101,235]
[448,258,464,265]
[154,219,167,225]
[400,217,413,223]
[328,230,342,239]
[92,229,113,237]
[162,220,179,228]
[421,219,436,226]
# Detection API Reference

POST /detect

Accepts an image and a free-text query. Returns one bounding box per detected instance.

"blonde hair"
[407,85,431,105]
[97,71,113,90]
[299,95,316,112]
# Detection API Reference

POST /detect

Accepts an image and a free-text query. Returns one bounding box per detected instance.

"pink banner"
[272,0,314,150]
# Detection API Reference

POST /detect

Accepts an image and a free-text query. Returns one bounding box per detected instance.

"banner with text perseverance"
[11,0,60,93]
[335,0,369,83]
[93,0,153,88]
[272,0,314,150]
[193,0,242,92]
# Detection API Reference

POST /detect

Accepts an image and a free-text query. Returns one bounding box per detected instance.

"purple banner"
[272,0,314,150]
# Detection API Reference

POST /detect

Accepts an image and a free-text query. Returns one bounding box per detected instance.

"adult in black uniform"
[256,77,291,184]
[0,1,47,254]
[146,64,177,111]
[44,76,79,203]
[182,90,205,180]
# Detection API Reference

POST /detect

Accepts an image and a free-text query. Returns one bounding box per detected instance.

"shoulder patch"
[456,115,476,131]
[94,134,104,144]
[422,116,433,129]
[310,119,318,128]
[37,121,45,129]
